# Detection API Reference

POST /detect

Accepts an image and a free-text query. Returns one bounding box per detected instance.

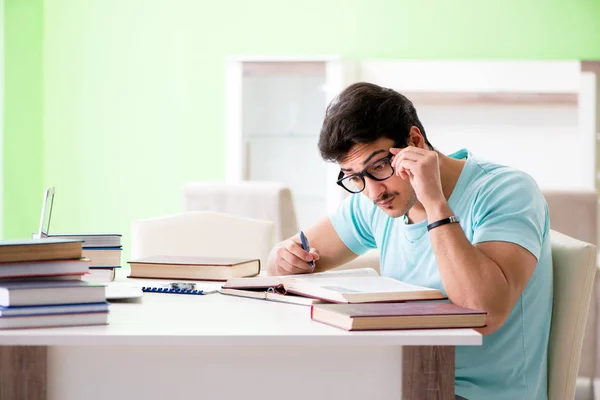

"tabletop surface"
[0,279,482,346]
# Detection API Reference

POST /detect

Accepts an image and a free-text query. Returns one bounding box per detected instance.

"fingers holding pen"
[285,240,319,263]
[271,240,318,275]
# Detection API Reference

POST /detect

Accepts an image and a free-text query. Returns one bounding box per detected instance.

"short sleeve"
[328,194,378,255]
[472,171,548,260]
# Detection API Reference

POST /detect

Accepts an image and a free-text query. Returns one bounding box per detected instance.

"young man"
[266,82,553,399]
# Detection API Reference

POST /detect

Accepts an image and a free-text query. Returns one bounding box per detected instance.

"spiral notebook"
[140,281,218,295]
[142,286,206,295]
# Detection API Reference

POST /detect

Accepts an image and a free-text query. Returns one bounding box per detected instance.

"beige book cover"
[128,255,260,281]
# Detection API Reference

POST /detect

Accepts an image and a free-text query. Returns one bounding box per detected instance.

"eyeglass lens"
[340,158,394,193]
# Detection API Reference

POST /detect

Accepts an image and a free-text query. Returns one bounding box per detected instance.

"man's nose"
[364,178,387,201]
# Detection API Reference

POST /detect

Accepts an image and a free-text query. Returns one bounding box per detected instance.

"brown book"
[127,255,260,281]
[311,302,487,331]
[0,238,83,263]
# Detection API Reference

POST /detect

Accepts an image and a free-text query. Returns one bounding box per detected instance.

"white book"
[222,268,445,304]
[0,259,90,279]
[0,280,106,307]
[223,267,380,289]
[48,233,122,248]
[0,302,109,317]
[0,312,108,329]
[218,287,325,306]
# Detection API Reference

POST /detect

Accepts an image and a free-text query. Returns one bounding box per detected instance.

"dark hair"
[318,82,432,163]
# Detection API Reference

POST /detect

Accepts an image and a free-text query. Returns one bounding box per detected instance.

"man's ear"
[407,126,425,148]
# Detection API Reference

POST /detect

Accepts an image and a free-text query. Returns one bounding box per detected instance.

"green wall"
[4,0,44,240]
[4,0,600,265]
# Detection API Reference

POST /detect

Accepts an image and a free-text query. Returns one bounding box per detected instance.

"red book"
[311,302,486,331]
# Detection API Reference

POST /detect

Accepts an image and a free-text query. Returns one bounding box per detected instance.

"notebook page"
[292,276,438,294]
[224,268,379,289]
[296,268,379,280]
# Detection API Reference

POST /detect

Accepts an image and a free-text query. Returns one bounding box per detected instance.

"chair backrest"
[543,190,599,380]
[543,190,597,246]
[182,181,298,242]
[130,211,275,271]
[548,230,597,400]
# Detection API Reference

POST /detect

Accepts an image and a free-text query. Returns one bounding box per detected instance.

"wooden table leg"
[403,345,455,400]
[0,346,47,400]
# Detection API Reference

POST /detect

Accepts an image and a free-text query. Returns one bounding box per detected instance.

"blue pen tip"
[300,230,313,267]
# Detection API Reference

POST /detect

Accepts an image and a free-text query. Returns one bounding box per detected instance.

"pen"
[299,230,315,268]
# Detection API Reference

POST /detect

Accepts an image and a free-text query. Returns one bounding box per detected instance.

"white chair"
[543,190,599,390]
[548,230,598,400]
[183,181,382,273]
[130,211,275,272]
[183,181,298,243]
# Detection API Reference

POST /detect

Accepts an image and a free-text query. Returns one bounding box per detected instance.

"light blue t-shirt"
[329,148,553,400]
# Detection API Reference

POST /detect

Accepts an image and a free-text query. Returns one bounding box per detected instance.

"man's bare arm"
[266,216,358,276]
[427,203,537,336]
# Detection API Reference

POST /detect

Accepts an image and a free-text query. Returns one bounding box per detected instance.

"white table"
[0,282,481,400]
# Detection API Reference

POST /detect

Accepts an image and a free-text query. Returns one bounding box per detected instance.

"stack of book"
[0,238,109,329]
[49,233,122,283]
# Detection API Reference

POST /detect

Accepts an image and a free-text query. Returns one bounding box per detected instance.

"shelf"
[243,61,326,76]
[244,133,318,138]
[403,92,577,106]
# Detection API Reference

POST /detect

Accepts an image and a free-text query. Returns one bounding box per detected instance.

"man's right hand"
[267,239,320,276]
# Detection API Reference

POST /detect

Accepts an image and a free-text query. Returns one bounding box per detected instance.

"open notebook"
[221,268,445,304]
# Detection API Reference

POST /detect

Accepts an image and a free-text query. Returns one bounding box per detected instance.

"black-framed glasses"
[336,152,395,194]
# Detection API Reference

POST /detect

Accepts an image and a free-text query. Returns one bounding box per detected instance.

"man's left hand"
[389,146,445,211]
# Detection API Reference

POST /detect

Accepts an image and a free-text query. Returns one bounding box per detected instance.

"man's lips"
[377,196,395,207]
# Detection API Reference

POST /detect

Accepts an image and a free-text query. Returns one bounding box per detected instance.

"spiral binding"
[141,287,204,295]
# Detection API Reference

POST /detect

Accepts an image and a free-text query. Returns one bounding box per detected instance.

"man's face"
[339,138,416,218]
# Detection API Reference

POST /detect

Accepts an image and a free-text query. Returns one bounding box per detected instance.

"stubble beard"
[385,190,417,219]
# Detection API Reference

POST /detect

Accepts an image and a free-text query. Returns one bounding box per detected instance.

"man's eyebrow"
[340,149,387,173]
[362,149,386,166]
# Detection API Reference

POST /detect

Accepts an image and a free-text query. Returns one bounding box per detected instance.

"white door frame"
[224,55,353,214]
[225,55,343,182]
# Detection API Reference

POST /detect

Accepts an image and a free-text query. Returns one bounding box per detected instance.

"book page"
[223,267,379,289]
[223,275,283,288]
[296,268,379,280]
[291,276,439,294]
